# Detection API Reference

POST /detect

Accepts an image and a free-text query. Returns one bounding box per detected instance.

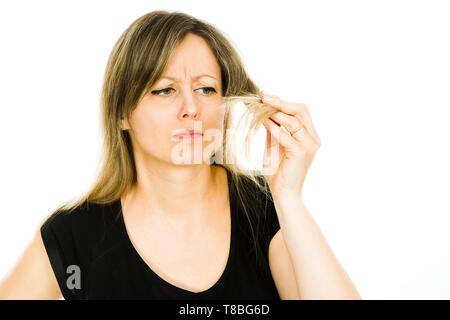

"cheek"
[129,109,159,136]
[128,109,169,153]
[205,106,226,129]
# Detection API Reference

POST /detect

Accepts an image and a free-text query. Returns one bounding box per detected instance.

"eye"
[150,87,217,97]
[197,87,217,95]
[151,87,175,96]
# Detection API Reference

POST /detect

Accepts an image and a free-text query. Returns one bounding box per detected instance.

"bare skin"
[0,230,62,299]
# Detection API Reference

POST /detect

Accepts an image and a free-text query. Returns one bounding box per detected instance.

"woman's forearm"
[273,194,361,300]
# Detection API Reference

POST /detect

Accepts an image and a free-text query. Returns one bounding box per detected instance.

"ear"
[120,118,130,130]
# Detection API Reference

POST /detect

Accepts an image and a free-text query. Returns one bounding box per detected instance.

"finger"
[264,121,277,149]
[269,111,318,152]
[290,126,318,153]
[269,111,302,134]
[263,117,300,155]
[260,91,300,117]
[261,92,321,146]
[297,106,321,146]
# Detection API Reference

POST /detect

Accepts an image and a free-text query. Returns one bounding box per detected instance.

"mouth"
[173,130,204,139]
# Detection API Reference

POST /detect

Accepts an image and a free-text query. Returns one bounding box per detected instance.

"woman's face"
[121,33,225,166]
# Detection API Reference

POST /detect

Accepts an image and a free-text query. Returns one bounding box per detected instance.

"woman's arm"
[260,92,360,299]
[271,195,361,300]
[0,230,62,299]
[269,230,301,299]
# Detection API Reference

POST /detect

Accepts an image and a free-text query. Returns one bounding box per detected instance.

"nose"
[179,90,200,119]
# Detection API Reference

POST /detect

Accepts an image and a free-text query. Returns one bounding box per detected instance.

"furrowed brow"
[159,74,217,81]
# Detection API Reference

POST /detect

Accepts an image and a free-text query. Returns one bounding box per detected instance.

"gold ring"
[289,127,303,136]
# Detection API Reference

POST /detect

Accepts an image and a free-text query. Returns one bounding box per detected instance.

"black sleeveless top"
[40,167,281,300]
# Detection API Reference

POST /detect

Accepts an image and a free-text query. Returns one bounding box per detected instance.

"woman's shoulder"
[38,199,122,300]
[40,199,121,247]
[42,200,116,226]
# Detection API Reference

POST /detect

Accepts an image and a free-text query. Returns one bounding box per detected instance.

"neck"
[124,156,222,221]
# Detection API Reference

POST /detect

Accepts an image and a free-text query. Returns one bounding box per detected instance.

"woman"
[0,10,360,300]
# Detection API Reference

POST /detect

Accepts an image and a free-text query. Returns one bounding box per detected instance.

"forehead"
[161,34,221,79]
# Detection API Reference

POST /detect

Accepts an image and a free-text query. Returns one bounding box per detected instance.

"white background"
[0,0,449,299]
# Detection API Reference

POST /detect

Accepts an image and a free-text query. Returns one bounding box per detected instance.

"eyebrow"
[158,74,218,81]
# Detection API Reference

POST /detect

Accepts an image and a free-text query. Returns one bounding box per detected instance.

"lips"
[173,129,204,138]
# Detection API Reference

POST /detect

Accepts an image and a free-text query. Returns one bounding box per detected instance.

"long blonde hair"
[50,10,278,274]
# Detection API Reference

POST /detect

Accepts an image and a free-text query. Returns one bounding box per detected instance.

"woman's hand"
[260,91,321,200]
